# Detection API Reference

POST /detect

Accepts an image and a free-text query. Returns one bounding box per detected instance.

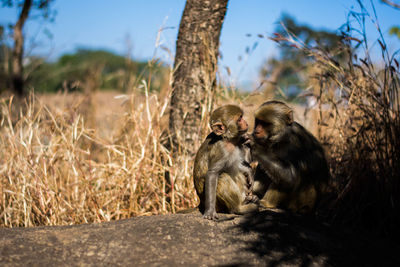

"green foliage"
[389,26,400,39]
[261,14,343,102]
[275,14,342,60]
[26,49,167,93]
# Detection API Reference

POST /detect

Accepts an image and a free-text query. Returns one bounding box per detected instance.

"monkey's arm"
[204,169,219,220]
[203,151,226,220]
[239,144,254,186]
[255,153,299,190]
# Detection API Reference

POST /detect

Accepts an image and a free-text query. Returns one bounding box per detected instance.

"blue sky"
[1,0,399,88]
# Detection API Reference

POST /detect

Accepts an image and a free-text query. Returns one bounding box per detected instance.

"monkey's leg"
[259,183,289,209]
[216,173,258,215]
[261,184,317,214]
[288,184,317,214]
[252,166,271,199]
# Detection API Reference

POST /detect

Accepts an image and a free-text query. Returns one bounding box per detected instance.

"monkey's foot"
[203,210,219,221]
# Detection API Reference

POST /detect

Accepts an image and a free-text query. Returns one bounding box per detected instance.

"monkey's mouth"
[252,133,268,144]
[252,132,262,139]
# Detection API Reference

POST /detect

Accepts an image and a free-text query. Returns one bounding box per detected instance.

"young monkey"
[193,105,259,220]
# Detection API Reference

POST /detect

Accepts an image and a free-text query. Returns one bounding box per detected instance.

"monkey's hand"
[203,209,219,220]
[250,161,258,170]
[243,170,259,204]
[242,166,254,191]
[241,133,254,147]
[244,193,259,204]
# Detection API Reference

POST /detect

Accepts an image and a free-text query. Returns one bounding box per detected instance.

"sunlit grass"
[0,81,201,227]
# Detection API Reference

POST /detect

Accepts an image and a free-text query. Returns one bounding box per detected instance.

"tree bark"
[169,0,228,155]
[11,0,32,96]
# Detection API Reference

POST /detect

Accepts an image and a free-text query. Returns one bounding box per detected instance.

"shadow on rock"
[227,209,400,267]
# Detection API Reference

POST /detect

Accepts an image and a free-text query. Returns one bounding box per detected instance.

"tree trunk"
[168,0,228,155]
[11,0,32,96]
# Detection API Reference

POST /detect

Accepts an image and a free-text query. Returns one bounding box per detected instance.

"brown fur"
[252,101,329,214]
[193,105,258,220]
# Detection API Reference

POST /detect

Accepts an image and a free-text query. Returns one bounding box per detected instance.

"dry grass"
[0,22,251,228]
[0,78,208,227]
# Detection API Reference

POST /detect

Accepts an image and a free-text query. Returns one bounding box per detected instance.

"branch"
[15,0,33,29]
[381,0,400,9]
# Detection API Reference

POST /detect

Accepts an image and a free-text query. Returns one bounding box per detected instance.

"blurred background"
[1,0,398,93]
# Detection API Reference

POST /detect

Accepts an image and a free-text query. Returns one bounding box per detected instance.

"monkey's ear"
[211,122,226,136]
[286,110,294,125]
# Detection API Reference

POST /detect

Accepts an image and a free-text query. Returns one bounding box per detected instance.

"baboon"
[193,105,259,220]
[251,100,329,214]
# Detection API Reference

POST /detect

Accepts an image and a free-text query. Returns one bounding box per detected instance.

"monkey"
[250,100,330,214]
[193,104,259,220]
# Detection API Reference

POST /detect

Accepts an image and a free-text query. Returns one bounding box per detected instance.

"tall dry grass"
[0,76,214,226]
[272,1,400,235]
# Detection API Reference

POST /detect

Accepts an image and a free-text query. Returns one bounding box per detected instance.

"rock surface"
[1,210,399,266]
